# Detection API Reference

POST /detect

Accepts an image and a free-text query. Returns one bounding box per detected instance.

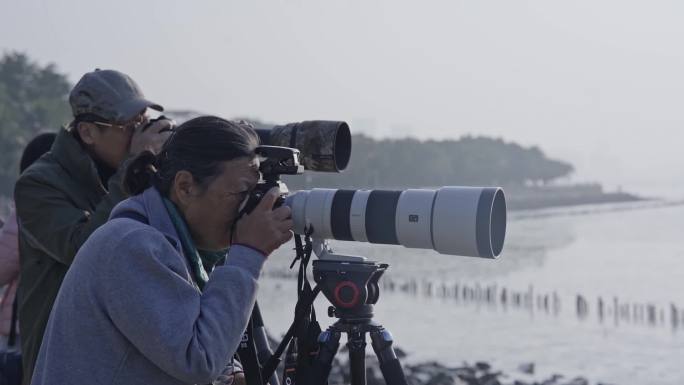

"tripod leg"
[300,328,341,385]
[370,328,408,385]
[348,330,367,385]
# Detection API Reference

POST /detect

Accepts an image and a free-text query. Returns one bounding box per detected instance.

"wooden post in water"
[671,304,679,330]
[576,295,589,320]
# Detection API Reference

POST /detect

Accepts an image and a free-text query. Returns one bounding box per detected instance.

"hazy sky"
[1,0,683,197]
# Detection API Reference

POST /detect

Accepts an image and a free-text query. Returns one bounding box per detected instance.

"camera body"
[238,145,303,216]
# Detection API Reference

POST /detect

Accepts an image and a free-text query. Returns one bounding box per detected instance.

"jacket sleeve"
[0,209,19,286]
[14,169,127,266]
[103,228,266,385]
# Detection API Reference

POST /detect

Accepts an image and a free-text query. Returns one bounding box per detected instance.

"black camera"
[238,145,303,216]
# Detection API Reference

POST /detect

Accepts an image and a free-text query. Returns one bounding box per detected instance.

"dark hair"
[20,132,57,173]
[124,116,260,196]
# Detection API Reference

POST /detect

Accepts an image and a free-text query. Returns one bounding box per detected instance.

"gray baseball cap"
[69,69,163,123]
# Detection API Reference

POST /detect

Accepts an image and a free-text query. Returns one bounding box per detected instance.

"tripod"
[299,258,409,385]
[249,238,409,385]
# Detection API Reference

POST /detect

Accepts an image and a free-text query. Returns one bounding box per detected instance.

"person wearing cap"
[14,69,171,384]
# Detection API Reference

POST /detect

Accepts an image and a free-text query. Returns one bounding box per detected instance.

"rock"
[394,346,408,359]
[518,362,535,375]
[426,372,457,385]
[450,367,476,378]
[412,370,434,384]
[477,371,502,385]
[449,366,477,384]
[562,377,588,385]
[408,361,455,385]
[475,361,491,372]
[540,374,564,385]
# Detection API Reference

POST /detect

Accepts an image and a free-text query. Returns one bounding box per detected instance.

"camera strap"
[238,316,264,385]
[259,232,321,385]
[8,294,18,348]
[290,234,322,385]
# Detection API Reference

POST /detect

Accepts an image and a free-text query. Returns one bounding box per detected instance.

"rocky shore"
[264,334,612,385]
[325,355,613,385]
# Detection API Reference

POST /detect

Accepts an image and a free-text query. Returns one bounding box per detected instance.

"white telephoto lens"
[285,186,506,258]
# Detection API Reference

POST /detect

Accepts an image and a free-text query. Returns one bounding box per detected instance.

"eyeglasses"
[92,115,146,133]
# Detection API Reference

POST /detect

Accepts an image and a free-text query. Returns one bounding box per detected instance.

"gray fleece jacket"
[30,187,266,385]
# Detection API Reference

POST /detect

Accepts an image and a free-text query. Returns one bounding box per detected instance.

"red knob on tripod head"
[333,281,361,308]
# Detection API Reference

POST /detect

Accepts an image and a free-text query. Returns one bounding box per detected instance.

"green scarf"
[162,198,227,291]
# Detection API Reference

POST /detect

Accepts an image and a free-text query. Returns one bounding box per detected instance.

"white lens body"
[285,186,506,258]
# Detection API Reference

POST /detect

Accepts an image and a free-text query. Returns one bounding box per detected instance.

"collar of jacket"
[109,188,222,290]
[51,126,109,196]
[110,187,182,254]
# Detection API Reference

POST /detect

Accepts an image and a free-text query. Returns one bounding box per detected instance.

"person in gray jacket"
[29,116,293,385]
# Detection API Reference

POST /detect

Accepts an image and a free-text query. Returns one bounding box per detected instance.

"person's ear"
[77,122,98,145]
[171,170,198,207]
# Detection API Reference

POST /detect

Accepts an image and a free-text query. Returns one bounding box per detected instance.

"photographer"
[30,116,293,385]
[14,69,171,384]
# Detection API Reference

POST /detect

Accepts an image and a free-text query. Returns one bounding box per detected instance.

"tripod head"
[311,238,388,321]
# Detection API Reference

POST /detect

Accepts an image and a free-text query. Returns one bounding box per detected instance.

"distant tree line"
[0,52,71,196]
[281,134,574,190]
[0,51,573,198]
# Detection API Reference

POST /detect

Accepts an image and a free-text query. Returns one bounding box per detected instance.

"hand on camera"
[233,188,293,256]
[129,118,174,155]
